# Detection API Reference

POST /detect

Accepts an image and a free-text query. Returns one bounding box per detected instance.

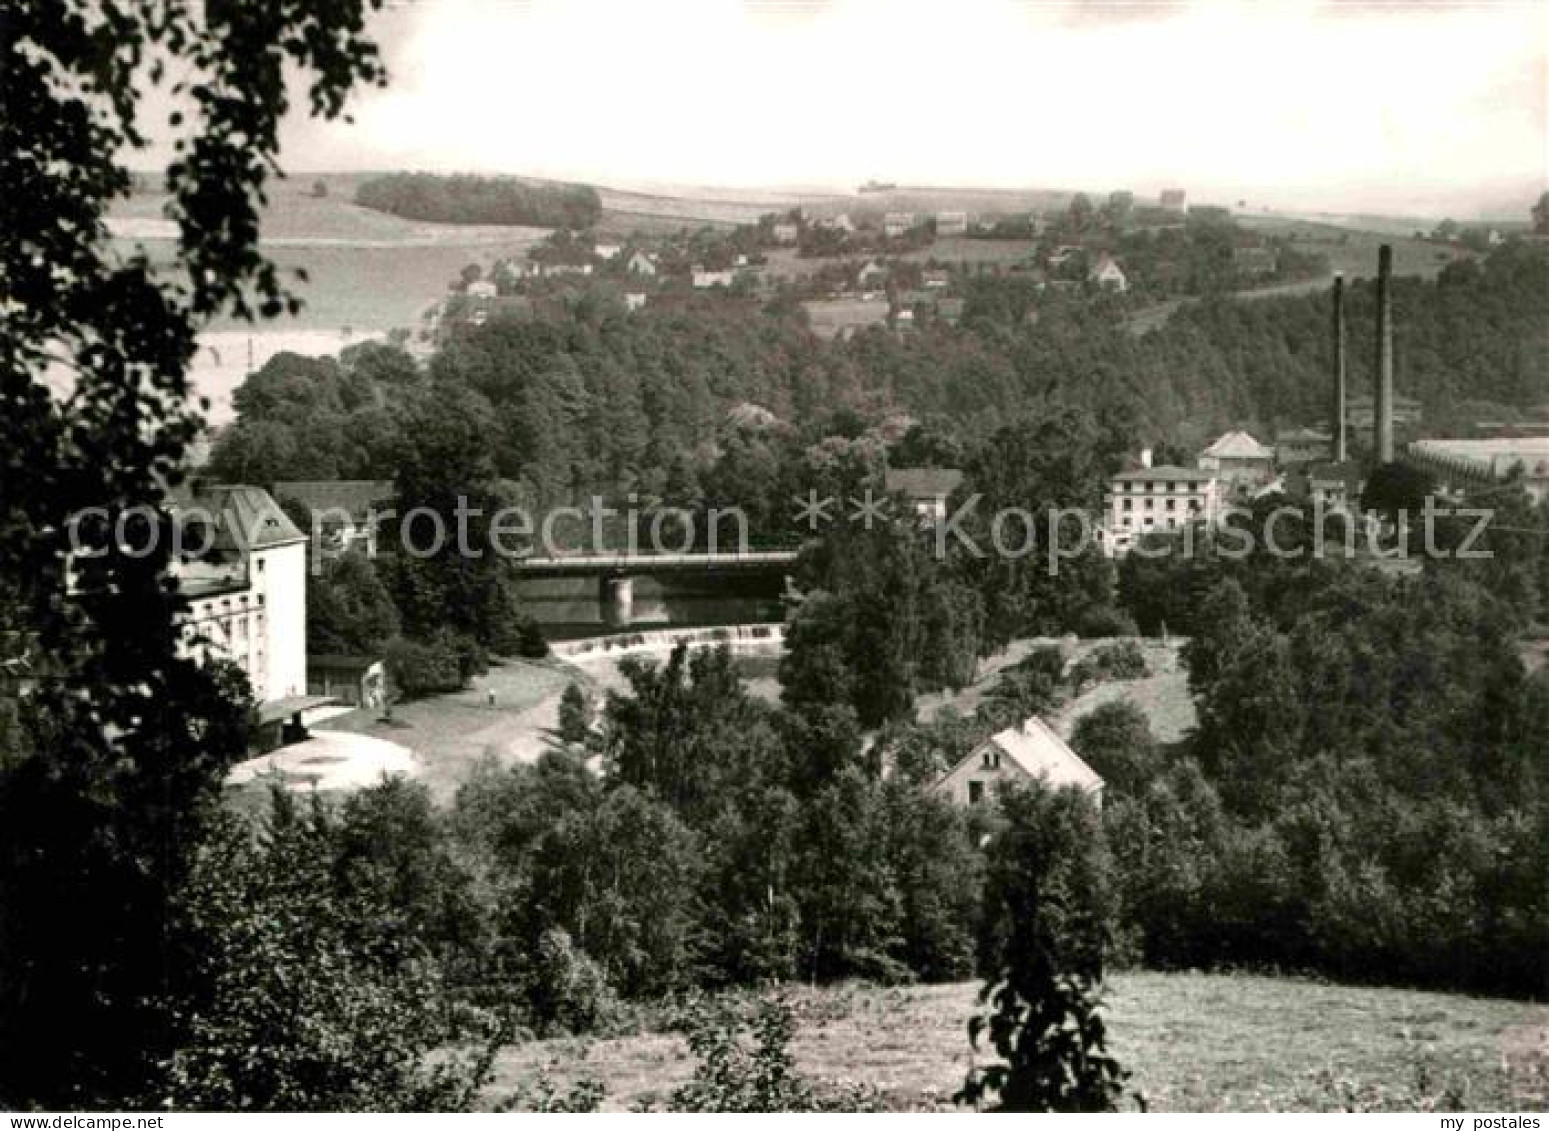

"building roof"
[1276,427,1332,445]
[169,483,307,552]
[951,716,1103,794]
[885,467,963,499]
[255,694,337,726]
[274,479,395,520]
[1201,430,1274,460]
[1111,464,1214,483]
[1410,437,1549,479]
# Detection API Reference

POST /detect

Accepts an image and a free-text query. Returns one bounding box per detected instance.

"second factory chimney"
[1332,272,1347,463]
[1373,244,1394,463]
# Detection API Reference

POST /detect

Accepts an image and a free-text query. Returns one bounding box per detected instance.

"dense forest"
[219,328,1549,1005]
[355,173,603,229]
[213,243,1548,503]
[28,0,1546,1110]
[208,242,1549,702]
[198,238,1549,1009]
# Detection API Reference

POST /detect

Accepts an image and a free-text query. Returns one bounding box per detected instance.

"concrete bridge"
[513,549,799,628]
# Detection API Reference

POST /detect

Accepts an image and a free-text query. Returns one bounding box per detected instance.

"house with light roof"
[932,716,1104,809]
[1089,254,1128,292]
[1198,430,1275,490]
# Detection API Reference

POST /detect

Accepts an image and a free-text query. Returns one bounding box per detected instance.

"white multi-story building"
[1104,461,1220,553]
[169,483,308,708]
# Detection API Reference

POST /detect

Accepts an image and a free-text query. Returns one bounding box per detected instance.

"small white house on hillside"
[932,716,1104,809]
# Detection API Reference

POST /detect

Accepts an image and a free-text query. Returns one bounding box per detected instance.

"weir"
[551,622,786,660]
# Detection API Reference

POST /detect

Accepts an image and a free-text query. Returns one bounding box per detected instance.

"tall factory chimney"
[1373,244,1394,463]
[1332,272,1347,463]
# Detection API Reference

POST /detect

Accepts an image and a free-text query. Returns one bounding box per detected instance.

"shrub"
[1069,640,1147,691]
[958,974,1133,1113]
[1298,1052,1477,1113]
[385,632,466,698]
[1074,606,1139,639]
[501,1069,606,1113]
[1091,639,1147,679]
[557,683,592,745]
[988,645,1067,716]
[486,600,547,659]
[524,928,617,1036]
[516,616,549,659]
[1070,701,1157,797]
[666,996,879,1112]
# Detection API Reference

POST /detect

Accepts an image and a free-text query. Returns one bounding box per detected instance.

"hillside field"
[488,972,1548,1112]
[114,180,548,335]
[1238,215,1475,281]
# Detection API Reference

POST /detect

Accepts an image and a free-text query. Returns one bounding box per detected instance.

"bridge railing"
[515,549,799,569]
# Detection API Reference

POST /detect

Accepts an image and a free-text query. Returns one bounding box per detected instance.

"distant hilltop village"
[417,183,1347,347]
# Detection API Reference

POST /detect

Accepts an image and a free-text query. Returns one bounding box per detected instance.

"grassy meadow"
[488,972,1548,1112]
[1239,215,1476,281]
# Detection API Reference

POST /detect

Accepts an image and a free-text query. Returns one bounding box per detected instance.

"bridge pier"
[600,575,634,628]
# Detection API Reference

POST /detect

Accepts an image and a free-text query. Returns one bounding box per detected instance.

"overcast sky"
[262,0,1547,218]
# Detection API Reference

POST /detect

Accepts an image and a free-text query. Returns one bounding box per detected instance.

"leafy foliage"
[355,173,602,229]
[960,786,1133,1112]
[666,996,879,1113]
[307,551,400,656]
[1070,701,1157,799]
[386,631,471,698]
[161,793,498,1112]
[557,682,593,745]
[1108,568,1549,997]
[0,0,383,1108]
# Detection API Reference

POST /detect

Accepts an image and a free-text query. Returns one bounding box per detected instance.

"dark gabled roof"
[168,484,307,552]
[1111,464,1213,483]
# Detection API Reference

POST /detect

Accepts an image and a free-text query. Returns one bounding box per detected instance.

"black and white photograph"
[2,0,1547,1117]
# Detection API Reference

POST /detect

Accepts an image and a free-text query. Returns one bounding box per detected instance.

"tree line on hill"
[355,172,603,229]
[213,241,1547,512]
[207,242,1546,699]
[33,0,1546,1113]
